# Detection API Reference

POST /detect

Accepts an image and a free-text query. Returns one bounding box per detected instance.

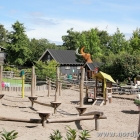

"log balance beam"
[33,100,52,107]
[0,111,107,130]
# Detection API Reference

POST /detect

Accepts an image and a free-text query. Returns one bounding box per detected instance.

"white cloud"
[26,18,137,44]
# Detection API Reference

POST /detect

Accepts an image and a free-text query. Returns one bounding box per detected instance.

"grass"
[2,78,22,84]
[2,78,31,87]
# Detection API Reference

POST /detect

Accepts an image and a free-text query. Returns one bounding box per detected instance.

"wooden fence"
[2,85,50,92]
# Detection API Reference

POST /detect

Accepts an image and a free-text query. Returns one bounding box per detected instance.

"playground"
[0,65,139,140]
[0,89,139,140]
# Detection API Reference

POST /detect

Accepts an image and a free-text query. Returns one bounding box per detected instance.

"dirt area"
[0,89,139,140]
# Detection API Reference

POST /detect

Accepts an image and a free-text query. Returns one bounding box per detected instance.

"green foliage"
[65,126,77,140]
[0,129,18,140]
[49,126,90,140]
[1,19,140,83]
[62,28,81,50]
[28,38,59,65]
[35,60,59,80]
[0,24,8,48]
[107,28,127,54]
[100,52,140,81]
[62,28,103,62]
[129,28,140,54]
[49,130,63,140]
[134,99,140,105]
[3,65,20,77]
[6,21,31,66]
[79,130,90,140]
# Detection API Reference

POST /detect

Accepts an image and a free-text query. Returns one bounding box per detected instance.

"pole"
[48,78,51,97]
[80,68,85,107]
[31,66,35,97]
[55,67,59,102]
[138,112,140,140]
[22,75,25,98]
[59,82,62,96]
[0,66,2,94]
[34,74,36,92]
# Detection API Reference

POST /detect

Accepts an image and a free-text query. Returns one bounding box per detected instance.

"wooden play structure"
[0,111,107,129]
[0,65,108,131]
[85,71,116,106]
[28,66,61,114]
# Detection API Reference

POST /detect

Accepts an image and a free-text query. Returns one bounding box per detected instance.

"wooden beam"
[47,115,107,123]
[80,111,104,116]
[0,116,41,123]
[33,100,51,107]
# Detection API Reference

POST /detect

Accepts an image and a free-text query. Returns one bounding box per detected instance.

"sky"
[0,0,140,45]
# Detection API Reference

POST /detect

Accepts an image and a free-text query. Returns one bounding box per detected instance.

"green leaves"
[49,130,63,140]
[79,130,90,140]
[65,126,77,140]
[134,99,140,105]
[6,21,31,66]
[0,129,18,140]
[49,126,91,140]
[35,60,59,80]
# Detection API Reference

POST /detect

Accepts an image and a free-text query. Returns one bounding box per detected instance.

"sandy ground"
[0,89,139,140]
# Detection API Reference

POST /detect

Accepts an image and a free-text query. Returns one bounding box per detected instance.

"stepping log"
[80,111,104,116]
[28,96,38,107]
[0,94,4,105]
[33,100,52,107]
[47,115,107,123]
[0,116,41,123]
[37,111,51,127]
[50,101,61,114]
[0,94,4,99]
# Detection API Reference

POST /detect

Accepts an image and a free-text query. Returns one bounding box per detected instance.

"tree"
[62,28,81,50]
[6,21,31,66]
[28,38,60,65]
[100,52,140,82]
[29,38,50,62]
[0,24,8,48]
[129,28,140,53]
[96,29,112,56]
[76,29,102,62]
[108,28,128,54]
[35,60,59,79]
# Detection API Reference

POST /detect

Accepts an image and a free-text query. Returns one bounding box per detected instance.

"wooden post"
[21,75,25,98]
[34,75,36,92]
[138,111,140,140]
[84,86,88,103]
[96,77,98,94]
[94,87,96,100]
[80,68,85,107]
[31,66,35,97]
[95,114,100,131]
[55,67,59,102]
[0,66,3,94]
[108,88,112,103]
[86,86,88,98]
[59,82,62,96]
[104,88,107,105]
[48,78,51,97]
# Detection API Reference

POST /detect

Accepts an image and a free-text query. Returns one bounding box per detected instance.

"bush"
[49,126,90,140]
[134,99,140,105]
[0,129,18,140]
[35,60,59,80]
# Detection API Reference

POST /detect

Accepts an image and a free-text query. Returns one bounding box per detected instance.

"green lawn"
[2,78,22,84]
[2,78,30,87]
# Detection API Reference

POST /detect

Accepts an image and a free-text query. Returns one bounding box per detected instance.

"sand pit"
[0,89,139,140]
